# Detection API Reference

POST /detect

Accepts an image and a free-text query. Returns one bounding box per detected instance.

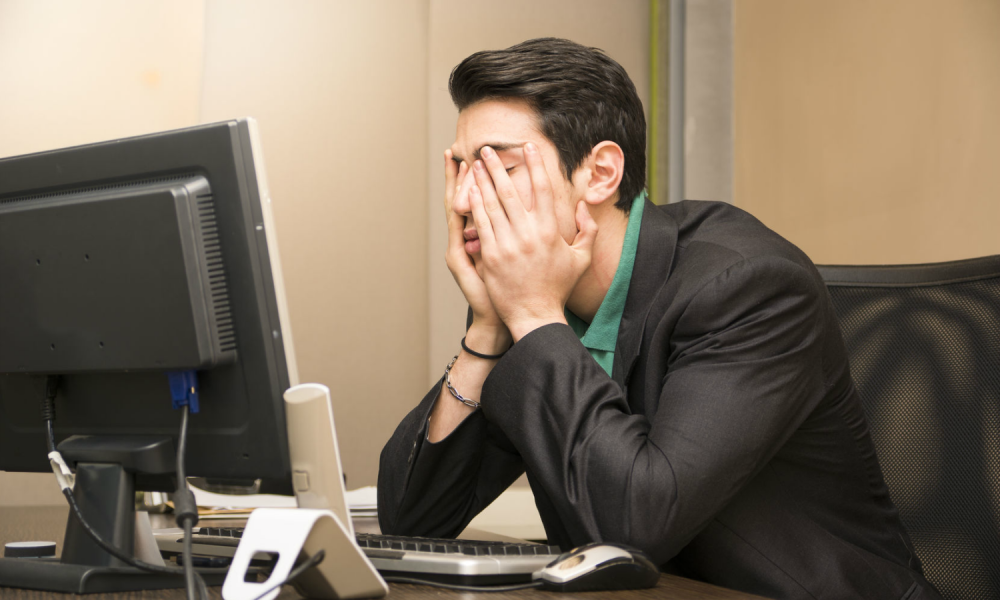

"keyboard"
[155,526,564,585]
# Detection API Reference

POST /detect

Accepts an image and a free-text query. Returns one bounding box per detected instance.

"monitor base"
[0,557,228,594]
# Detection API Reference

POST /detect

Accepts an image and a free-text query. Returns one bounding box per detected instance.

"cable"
[42,383,226,586]
[41,377,341,600]
[381,576,545,592]
[180,520,209,600]
[59,487,195,576]
[41,375,59,454]
[42,378,175,570]
[177,405,190,483]
[181,520,198,600]
[197,570,210,600]
[250,549,326,600]
[175,405,204,600]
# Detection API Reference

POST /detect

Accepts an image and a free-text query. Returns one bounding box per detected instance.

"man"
[378,38,939,599]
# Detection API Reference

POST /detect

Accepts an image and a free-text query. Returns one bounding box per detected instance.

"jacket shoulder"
[650,201,826,311]
[659,200,815,274]
[662,201,806,262]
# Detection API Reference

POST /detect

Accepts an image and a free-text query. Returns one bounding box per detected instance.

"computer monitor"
[0,118,299,592]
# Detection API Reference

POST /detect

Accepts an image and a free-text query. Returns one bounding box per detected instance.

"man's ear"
[579,141,624,206]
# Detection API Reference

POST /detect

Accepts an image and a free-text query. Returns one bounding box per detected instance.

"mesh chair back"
[818,256,1000,600]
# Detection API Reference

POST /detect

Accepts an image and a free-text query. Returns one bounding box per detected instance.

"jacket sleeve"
[377,378,525,537]
[480,256,827,565]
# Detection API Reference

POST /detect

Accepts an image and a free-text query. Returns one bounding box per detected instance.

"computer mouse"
[532,542,660,592]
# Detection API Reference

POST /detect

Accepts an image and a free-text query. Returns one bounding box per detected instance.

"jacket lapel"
[611,200,679,389]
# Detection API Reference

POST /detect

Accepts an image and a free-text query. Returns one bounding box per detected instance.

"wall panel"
[735,0,1000,264]
[200,0,430,488]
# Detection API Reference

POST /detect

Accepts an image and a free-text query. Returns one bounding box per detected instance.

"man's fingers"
[451,162,471,211]
[472,159,512,238]
[479,146,527,226]
[447,166,473,229]
[446,209,466,249]
[468,184,497,252]
[444,154,468,212]
[524,142,554,220]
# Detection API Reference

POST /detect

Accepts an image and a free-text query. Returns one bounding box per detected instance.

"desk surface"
[0,506,765,599]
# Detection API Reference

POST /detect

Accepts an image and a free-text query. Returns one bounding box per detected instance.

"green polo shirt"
[565,192,645,376]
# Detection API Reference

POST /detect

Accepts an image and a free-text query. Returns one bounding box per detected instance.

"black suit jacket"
[378,200,941,600]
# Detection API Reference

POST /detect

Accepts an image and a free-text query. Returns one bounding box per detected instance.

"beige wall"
[1,1,650,504]
[734,0,1000,265]
[0,0,205,507]
[0,0,204,161]
[427,0,651,385]
[199,0,430,489]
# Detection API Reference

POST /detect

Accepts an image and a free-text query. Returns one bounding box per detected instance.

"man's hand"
[443,150,511,353]
[427,151,511,442]
[469,143,598,341]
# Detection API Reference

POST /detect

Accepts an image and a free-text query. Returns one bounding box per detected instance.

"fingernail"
[524,142,536,154]
[481,146,494,159]
[474,160,485,172]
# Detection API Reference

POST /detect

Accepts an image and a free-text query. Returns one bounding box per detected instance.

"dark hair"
[449,38,646,212]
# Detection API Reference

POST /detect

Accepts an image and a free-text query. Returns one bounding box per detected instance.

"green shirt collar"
[566,192,646,375]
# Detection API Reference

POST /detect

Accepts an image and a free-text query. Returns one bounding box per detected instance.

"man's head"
[449,37,646,212]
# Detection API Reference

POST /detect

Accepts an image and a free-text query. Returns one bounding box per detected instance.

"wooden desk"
[0,506,765,599]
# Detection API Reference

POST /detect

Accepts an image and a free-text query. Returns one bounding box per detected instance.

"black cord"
[43,376,181,576]
[382,576,544,592]
[42,375,59,454]
[181,520,209,600]
[45,421,56,454]
[175,405,204,600]
[181,520,197,600]
[177,405,190,483]
[250,549,326,600]
[43,383,226,584]
[197,571,209,600]
[60,487,196,576]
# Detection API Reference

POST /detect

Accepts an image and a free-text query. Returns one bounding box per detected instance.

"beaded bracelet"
[444,355,480,409]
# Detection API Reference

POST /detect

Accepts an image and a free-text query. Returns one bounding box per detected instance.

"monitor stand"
[0,435,229,593]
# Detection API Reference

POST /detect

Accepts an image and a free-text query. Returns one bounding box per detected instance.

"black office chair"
[818,255,1000,600]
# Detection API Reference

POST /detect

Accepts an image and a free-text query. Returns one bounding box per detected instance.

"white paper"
[189,482,297,510]
[345,486,377,510]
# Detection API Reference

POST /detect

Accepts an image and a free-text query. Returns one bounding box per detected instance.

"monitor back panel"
[0,120,294,491]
